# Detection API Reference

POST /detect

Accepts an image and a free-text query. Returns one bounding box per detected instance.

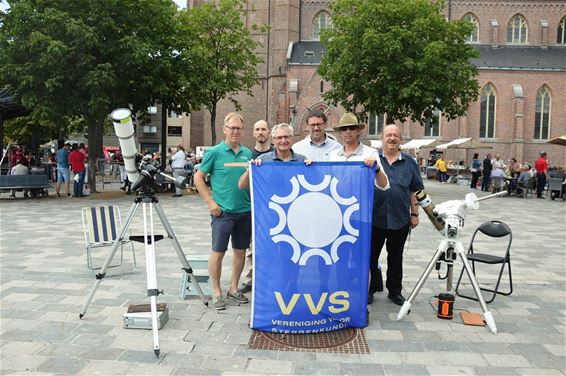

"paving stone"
[340,362,385,375]
[199,355,248,372]
[158,353,204,368]
[426,366,475,375]
[293,360,340,375]
[77,359,133,375]
[472,366,520,375]
[383,364,430,375]
[368,340,425,352]
[245,358,294,374]
[0,354,48,373]
[483,353,531,368]
[36,357,88,374]
[117,349,164,364]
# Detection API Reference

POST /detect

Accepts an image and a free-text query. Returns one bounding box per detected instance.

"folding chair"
[491,176,503,193]
[82,205,136,270]
[547,178,564,200]
[524,176,536,199]
[455,220,512,304]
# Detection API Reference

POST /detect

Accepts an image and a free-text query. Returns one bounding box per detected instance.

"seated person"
[490,167,505,193]
[515,166,531,197]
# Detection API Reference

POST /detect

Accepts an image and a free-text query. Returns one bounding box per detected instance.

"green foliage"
[176,0,265,143]
[0,0,179,189]
[318,0,480,124]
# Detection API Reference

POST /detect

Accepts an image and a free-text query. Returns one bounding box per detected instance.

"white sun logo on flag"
[269,175,360,265]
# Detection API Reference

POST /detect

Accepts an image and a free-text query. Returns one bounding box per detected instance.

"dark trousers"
[369,225,410,295]
[470,172,480,188]
[481,171,492,191]
[536,172,546,197]
[73,171,86,197]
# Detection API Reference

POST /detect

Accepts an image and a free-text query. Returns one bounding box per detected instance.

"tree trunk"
[210,103,217,145]
[87,118,104,193]
[161,104,167,171]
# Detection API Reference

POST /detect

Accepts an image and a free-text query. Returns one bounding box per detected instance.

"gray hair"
[271,123,294,137]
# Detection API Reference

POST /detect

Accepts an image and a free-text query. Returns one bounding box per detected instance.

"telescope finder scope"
[415,190,445,231]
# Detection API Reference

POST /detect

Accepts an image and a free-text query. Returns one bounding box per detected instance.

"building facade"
[186,0,566,166]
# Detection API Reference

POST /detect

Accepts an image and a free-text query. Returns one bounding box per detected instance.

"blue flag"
[249,161,375,333]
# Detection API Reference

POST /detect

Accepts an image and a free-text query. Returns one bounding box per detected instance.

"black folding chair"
[455,220,513,304]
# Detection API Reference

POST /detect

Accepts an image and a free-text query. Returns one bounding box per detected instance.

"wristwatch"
[411,213,419,217]
[375,165,381,173]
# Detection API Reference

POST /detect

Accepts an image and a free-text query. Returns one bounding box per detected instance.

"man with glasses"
[293,110,341,161]
[238,123,308,189]
[194,112,252,310]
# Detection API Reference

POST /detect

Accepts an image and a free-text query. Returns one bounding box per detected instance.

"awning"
[436,138,492,150]
[546,135,566,146]
[369,140,382,149]
[400,138,437,150]
[0,88,30,120]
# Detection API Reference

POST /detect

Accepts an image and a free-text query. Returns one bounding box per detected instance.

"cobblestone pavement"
[1,180,565,375]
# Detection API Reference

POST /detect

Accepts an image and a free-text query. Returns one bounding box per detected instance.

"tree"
[318,0,480,124]
[0,0,179,190]
[176,0,265,144]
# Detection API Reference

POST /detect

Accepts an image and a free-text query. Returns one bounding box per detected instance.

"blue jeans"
[74,171,86,197]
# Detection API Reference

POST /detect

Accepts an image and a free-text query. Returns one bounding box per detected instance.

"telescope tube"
[110,108,140,184]
[415,190,445,231]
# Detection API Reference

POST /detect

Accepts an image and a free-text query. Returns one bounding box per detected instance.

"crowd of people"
[468,152,565,199]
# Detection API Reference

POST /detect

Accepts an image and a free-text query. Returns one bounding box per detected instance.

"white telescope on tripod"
[397,190,508,334]
[110,108,140,184]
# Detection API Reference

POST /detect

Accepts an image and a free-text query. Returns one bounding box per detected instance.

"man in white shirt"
[292,110,341,161]
[171,145,187,197]
[329,112,390,190]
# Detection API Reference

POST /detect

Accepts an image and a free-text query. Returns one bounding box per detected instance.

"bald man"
[251,120,274,159]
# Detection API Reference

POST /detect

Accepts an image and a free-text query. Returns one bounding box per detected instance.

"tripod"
[79,184,209,356]
[396,192,506,334]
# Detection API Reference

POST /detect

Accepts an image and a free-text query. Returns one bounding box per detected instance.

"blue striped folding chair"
[81,205,136,270]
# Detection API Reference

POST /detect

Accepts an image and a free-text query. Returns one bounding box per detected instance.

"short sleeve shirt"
[373,151,424,230]
[198,140,252,213]
[292,135,341,161]
[56,148,70,168]
[328,143,390,190]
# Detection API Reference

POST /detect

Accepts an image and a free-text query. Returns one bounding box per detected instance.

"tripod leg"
[397,240,449,320]
[153,203,209,305]
[79,202,140,319]
[143,203,161,356]
[455,241,497,334]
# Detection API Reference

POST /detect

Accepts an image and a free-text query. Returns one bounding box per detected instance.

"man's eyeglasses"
[339,125,359,132]
[274,135,292,141]
[225,126,244,133]
[307,123,325,128]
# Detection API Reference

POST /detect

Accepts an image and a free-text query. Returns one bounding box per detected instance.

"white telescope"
[110,108,140,184]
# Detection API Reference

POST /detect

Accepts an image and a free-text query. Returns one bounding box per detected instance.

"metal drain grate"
[248,328,369,354]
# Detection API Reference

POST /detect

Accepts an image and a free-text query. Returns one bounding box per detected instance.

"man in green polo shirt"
[194,112,253,310]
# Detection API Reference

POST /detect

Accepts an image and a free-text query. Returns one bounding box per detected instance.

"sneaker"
[226,289,249,304]
[212,296,226,310]
[239,283,252,294]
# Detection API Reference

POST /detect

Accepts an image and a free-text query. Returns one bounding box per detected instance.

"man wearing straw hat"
[329,112,390,190]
